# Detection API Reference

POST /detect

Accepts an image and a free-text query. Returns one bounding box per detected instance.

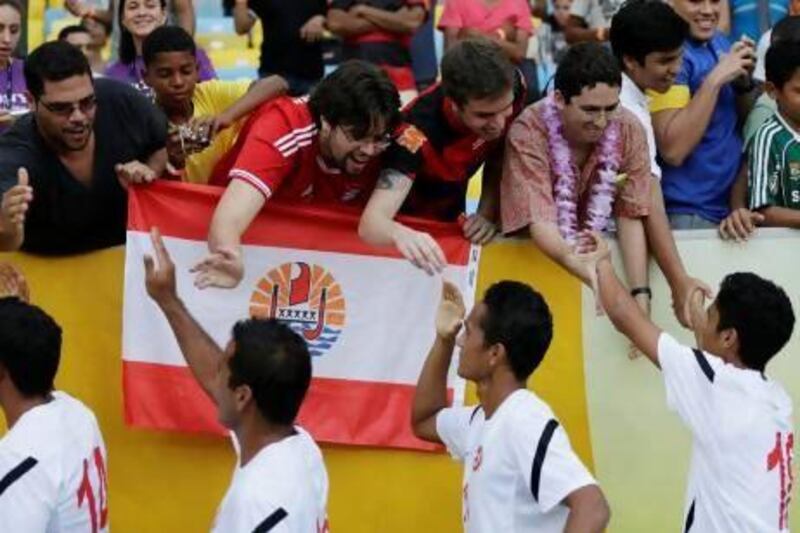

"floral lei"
[541,94,622,244]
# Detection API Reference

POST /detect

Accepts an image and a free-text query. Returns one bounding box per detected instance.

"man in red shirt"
[358,39,525,274]
[327,0,428,104]
[193,60,401,289]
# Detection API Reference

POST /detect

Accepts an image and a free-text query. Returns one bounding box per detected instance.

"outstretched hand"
[143,227,178,306]
[573,231,611,294]
[190,247,244,289]
[436,280,466,340]
[0,262,29,302]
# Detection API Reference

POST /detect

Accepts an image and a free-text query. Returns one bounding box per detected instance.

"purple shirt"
[0,60,28,132]
[103,47,217,95]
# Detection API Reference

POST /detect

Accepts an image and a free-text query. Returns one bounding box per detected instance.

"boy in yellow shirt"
[142,26,287,183]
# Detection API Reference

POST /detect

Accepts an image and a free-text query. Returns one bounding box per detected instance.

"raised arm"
[144,228,224,400]
[0,168,31,252]
[358,169,446,274]
[233,0,256,35]
[172,0,196,36]
[411,281,465,443]
[529,222,595,285]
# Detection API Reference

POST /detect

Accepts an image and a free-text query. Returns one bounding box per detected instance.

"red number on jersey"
[767,432,795,530]
[76,446,109,533]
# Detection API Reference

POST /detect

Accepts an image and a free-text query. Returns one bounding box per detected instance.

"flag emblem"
[250,262,346,357]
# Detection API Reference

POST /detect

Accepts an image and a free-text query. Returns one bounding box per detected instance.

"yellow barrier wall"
[0,241,593,532]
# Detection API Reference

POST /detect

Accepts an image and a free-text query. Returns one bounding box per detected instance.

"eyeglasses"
[577,103,620,121]
[338,126,393,151]
[38,94,97,117]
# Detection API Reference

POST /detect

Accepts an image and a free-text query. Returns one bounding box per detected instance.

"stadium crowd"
[0,0,797,531]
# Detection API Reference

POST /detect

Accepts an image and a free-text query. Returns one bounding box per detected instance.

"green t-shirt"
[749,112,800,210]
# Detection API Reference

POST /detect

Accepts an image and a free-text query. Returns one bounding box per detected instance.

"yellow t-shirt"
[185,80,252,184]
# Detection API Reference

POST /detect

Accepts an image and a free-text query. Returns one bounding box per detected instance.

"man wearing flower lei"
[501,43,653,315]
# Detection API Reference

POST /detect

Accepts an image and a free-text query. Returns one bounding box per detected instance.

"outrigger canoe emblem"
[249,262,346,357]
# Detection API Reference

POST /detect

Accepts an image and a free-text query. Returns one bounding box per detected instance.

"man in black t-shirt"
[0,41,166,255]
[233,0,327,95]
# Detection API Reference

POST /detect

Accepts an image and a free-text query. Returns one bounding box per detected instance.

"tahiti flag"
[121,181,477,451]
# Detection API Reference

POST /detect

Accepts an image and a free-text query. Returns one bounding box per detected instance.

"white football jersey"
[436,389,597,533]
[0,391,109,533]
[658,333,795,532]
[213,426,329,533]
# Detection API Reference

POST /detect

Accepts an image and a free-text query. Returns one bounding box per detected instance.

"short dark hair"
[610,0,688,67]
[58,24,91,42]
[0,298,62,398]
[118,0,166,65]
[308,60,401,139]
[142,25,196,66]
[24,41,92,100]
[771,15,800,45]
[228,319,312,426]
[715,273,795,372]
[766,39,800,88]
[481,281,554,382]
[441,38,515,108]
[0,0,23,17]
[555,42,621,103]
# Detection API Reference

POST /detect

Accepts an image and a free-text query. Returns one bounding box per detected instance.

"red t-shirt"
[210,96,377,206]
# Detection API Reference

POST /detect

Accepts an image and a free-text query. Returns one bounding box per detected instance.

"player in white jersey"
[412,280,610,532]
[142,229,328,533]
[584,232,796,532]
[0,266,109,533]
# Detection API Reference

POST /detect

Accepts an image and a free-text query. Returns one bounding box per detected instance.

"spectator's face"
[144,51,199,110]
[0,5,21,66]
[323,119,391,175]
[32,75,96,152]
[627,47,684,94]
[122,0,166,40]
[455,303,494,381]
[456,88,515,141]
[671,0,721,41]
[557,83,621,145]
[767,68,800,129]
[83,17,109,47]
[64,31,93,59]
[553,0,573,27]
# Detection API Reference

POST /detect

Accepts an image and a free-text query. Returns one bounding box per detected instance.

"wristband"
[630,287,652,299]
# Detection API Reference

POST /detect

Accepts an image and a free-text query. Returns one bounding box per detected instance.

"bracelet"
[630,287,652,299]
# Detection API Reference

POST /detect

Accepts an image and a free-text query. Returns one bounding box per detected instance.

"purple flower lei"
[541,94,622,244]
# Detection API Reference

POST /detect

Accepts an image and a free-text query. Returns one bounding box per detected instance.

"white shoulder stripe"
[274,124,317,151]
[229,169,273,199]
[276,131,316,156]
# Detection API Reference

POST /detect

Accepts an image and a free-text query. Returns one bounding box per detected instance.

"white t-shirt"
[620,73,661,180]
[658,333,795,532]
[436,389,597,533]
[569,0,624,28]
[0,391,109,533]
[213,427,329,533]
[754,30,771,83]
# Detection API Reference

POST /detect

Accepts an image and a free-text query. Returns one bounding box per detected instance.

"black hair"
[771,15,800,45]
[766,39,800,88]
[555,42,621,103]
[142,25,196,66]
[118,0,166,65]
[308,60,401,139]
[440,38,515,108]
[610,0,688,67]
[58,24,91,42]
[0,298,62,398]
[0,0,23,17]
[228,319,311,426]
[481,281,554,382]
[715,273,795,372]
[24,41,92,99]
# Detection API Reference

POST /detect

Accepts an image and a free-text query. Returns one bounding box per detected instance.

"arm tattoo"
[376,169,408,190]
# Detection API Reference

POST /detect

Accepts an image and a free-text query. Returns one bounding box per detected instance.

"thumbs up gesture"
[1,168,33,231]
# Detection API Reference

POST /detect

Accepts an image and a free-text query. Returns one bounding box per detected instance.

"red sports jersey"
[210,96,377,207]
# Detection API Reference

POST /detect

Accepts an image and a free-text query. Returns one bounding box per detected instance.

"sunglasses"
[38,94,97,117]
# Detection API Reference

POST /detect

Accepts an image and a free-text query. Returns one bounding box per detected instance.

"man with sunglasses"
[0,41,167,254]
[194,60,401,290]
[358,39,526,275]
[502,43,651,295]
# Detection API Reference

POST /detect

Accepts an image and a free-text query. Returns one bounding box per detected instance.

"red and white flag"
[122,181,477,451]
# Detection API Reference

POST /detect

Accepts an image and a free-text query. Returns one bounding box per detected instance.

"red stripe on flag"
[128,181,471,265]
[123,360,447,452]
